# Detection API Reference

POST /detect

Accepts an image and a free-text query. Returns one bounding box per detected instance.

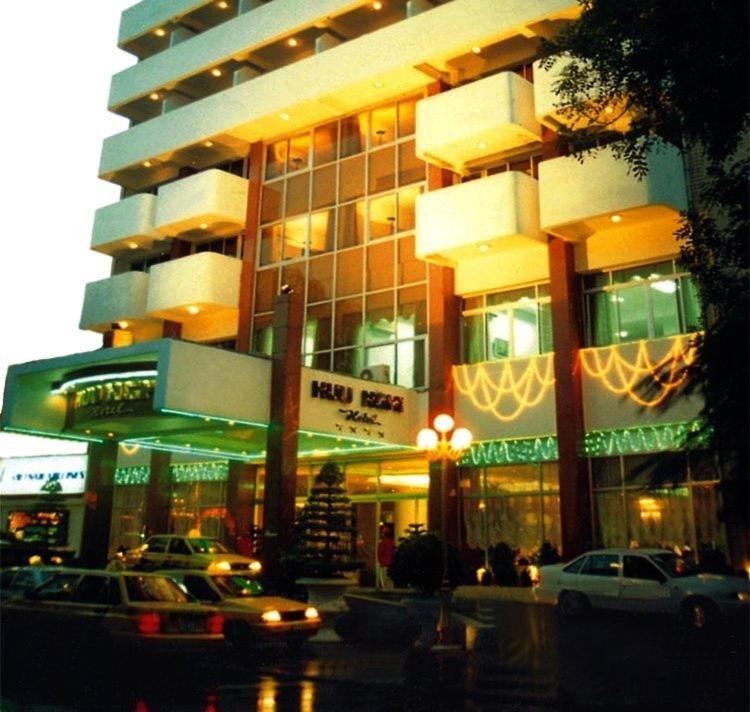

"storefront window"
[170,480,227,541]
[583,259,701,346]
[110,485,147,552]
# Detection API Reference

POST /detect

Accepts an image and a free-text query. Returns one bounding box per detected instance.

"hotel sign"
[71,378,156,424]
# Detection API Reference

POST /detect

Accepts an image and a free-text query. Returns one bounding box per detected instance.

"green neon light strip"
[583,421,707,457]
[2,425,103,444]
[124,438,255,462]
[461,436,558,467]
[51,371,157,394]
[158,407,269,430]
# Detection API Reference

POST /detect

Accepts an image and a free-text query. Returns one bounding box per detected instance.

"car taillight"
[207,613,224,635]
[138,611,161,635]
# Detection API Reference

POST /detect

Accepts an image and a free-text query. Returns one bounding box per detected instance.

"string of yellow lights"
[454,355,555,421]
[579,336,696,407]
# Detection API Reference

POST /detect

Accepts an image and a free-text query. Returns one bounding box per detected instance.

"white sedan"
[535,548,749,629]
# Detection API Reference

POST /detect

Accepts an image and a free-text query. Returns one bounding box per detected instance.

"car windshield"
[649,553,698,578]
[211,575,264,598]
[125,575,191,603]
[187,538,228,554]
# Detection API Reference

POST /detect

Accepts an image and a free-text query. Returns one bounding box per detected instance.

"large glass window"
[460,284,552,363]
[253,96,427,387]
[583,260,701,347]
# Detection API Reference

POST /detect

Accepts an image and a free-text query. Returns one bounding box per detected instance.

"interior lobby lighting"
[117,321,129,329]
[280,112,290,121]
[186,305,201,315]
[204,140,214,148]
[610,213,623,223]
[287,38,299,47]
[142,160,153,168]
[217,0,229,8]
[149,92,161,101]
[154,28,167,37]
[372,1,383,9]
[200,222,208,229]
[472,46,482,54]
[107,432,115,438]
[210,68,223,77]
[478,141,488,149]
[479,243,490,253]
[127,241,139,250]
[373,81,384,88]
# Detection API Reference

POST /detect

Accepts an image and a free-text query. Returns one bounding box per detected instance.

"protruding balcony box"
[416,72,541,172]
[416,171,544,266]
[533,58,631,133]
[154,169,249,239]
[146,252,242,322]
[538,143,688,241]
[79,271,153,332]
[91,194,159,255]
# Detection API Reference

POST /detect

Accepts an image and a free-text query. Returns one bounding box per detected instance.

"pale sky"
[0,1,137,457]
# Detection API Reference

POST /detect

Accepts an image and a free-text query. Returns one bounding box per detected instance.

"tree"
[282,461,362,579]
[540,0,749,566]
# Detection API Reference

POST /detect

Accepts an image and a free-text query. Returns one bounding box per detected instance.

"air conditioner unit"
[360,364,391,384]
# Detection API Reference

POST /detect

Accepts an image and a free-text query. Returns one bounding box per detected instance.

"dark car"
[2,569,225,660]
[0,566,62,601]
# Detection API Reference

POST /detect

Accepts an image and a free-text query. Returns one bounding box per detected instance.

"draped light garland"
[453,355,555,422]
[114,461,230,486]
[579,336,697,408]
[114,466,150,486]
[583,421,706,457]
[461,435,559,467]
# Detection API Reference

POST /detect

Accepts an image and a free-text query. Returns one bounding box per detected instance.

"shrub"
[488,542,518,586]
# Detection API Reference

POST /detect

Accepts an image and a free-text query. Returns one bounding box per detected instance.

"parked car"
[134,535,262,574]
[161,569,321,651]
[535,548,749,629]
[1,569,225,658]
[0,565,62,601]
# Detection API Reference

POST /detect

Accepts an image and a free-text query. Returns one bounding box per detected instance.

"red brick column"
[143,449,171,537]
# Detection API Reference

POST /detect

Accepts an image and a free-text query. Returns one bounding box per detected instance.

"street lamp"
[417,414,473,646]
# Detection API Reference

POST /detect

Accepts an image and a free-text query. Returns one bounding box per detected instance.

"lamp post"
[417,414,472,647]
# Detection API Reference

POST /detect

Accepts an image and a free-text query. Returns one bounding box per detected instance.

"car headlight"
[262,610,282,623]
[736,591,749,603]
[304,607,319,620]
[249,560,262,574]
[208,561,232,573]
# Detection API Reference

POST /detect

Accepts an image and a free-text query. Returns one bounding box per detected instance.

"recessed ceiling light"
[84,429,91,435]
[184,443,192,448]
[472,46,482,54]
[154,28,167,37]
[186,305,201,315]
[373,81,384,88]
[117,321,129,329]
[204,140,214,148]
[127,241,139,250]
[287,38,299,48]
[280,112,290,121]
[142,160,153,168]
[610,213,623,223]
[478,141,488,150]
[372,1,383,9]
[107,432,115,438]
[199,222,208,229]
[604,105,615,115]
[210,68,222,77]
[149,92,160,101]
[217,1,229,8]
[479,243,490,253]
[228,420,235,426]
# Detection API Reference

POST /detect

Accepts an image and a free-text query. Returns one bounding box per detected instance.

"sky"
[0,1,137,457]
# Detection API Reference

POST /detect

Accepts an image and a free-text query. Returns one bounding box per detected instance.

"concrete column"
[237,141,264,353]
[79,441,118,567]
[548,237,592,558]
[143,449,172,537]
[262,289,304,583]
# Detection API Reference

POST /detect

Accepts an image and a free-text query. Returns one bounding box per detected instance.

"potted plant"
[282,461,361,613]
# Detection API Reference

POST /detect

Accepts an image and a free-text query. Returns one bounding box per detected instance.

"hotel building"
[1,0,724,576]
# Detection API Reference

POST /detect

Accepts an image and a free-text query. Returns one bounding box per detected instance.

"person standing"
[377,523,396,589]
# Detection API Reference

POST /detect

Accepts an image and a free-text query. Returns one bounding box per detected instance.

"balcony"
[154,169,248,239]
[533,58,631,133]
[146,252,242,326]
[416,171,543,266]
[99,0,579,186]
[91,193,159,256]
[79,272,155,333]
[416,72,541,172]
[538,143,688,241]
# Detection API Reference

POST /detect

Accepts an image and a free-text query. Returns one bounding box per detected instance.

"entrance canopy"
[2,339,424,462]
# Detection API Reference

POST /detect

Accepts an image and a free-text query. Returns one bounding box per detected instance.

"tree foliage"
[282,461,362,579]
[540,0,749,559]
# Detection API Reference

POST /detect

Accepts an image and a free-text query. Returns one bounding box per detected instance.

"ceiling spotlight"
[199,222,208,229]
[373,81,384,88]
[117,321,130,329]
[280,283,294,294]
[217,0,229,8]
[472,46,482,54]
[287,38,299,48]
[142,160,153,168]
[204,140,214,148]
[478,141,488,150]
[479,243,490,253]
[610,213,623,223]
[210,68,223,77]
[149,92,161,101]
[127,241,139,250]
[154,28,167,37]
[186,305,201,315]
[280,112,290,121]
[372,1,383,9]
[107,432,115,438]
[604,105,615,115]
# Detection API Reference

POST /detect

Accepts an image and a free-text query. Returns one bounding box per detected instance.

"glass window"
[397,339,425,388]
[486,465,539,494]
[397,97,417,137]
[369,146,396,194]
[308,255,333,302]
[337,201,366,248]
[309,209,335,255]
[397,235,425,285]
[365,291,395,344]
[255,270,277,313]
[259,224,282,265]
[336,247,363,297]
[335,297,363,348]
[397,285,426,338]
[333,348,360,377]
[285,172,310,216]
[340,112,368,157]
[367,240,395,292]
[34,574,81,601]
[305,303,332,353]
[261,180,283,223]
[72,576,120,605]
[369,193,397,240]
[563,556,586,574]
[265,140,287,180]
[623,555,666,582]
[252,314,273,355]
[345,462,378,495]
[591,458,621,489]
[283,217,307,260]
[397,187,419,232]
[398,140,424,185]
[370,104,396,146]
[168,538,191,555]
[124,576,189,603]
[312,164,337,209]
[282,263,305,295]
[287,133,310,173]
[581,553,620,577]
[145,536,168,553]
[314,122,338,165]
[183,575,222,603]
[339,154,365,202]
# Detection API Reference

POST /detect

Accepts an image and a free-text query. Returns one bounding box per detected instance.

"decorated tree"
[283,461,361,579]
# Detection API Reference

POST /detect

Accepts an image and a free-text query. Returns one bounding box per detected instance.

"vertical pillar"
[425,80,461,545]
[548,237,592,558]
[143,450,172,536]
[226,462,257,553]
[237,141,264,354]
[79,441,118,567]
[262,289,304,583]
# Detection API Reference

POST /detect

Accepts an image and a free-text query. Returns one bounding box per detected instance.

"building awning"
[2,339,423,462]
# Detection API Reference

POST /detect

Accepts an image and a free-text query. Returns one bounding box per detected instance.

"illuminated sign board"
[0,455,87,496]
[70,378,156,424]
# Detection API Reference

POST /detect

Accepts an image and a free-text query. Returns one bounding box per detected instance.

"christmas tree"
[283,461,362,579]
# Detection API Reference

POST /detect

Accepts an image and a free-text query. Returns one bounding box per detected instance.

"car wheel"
[558,590,590,618]
[680,597,718,631]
